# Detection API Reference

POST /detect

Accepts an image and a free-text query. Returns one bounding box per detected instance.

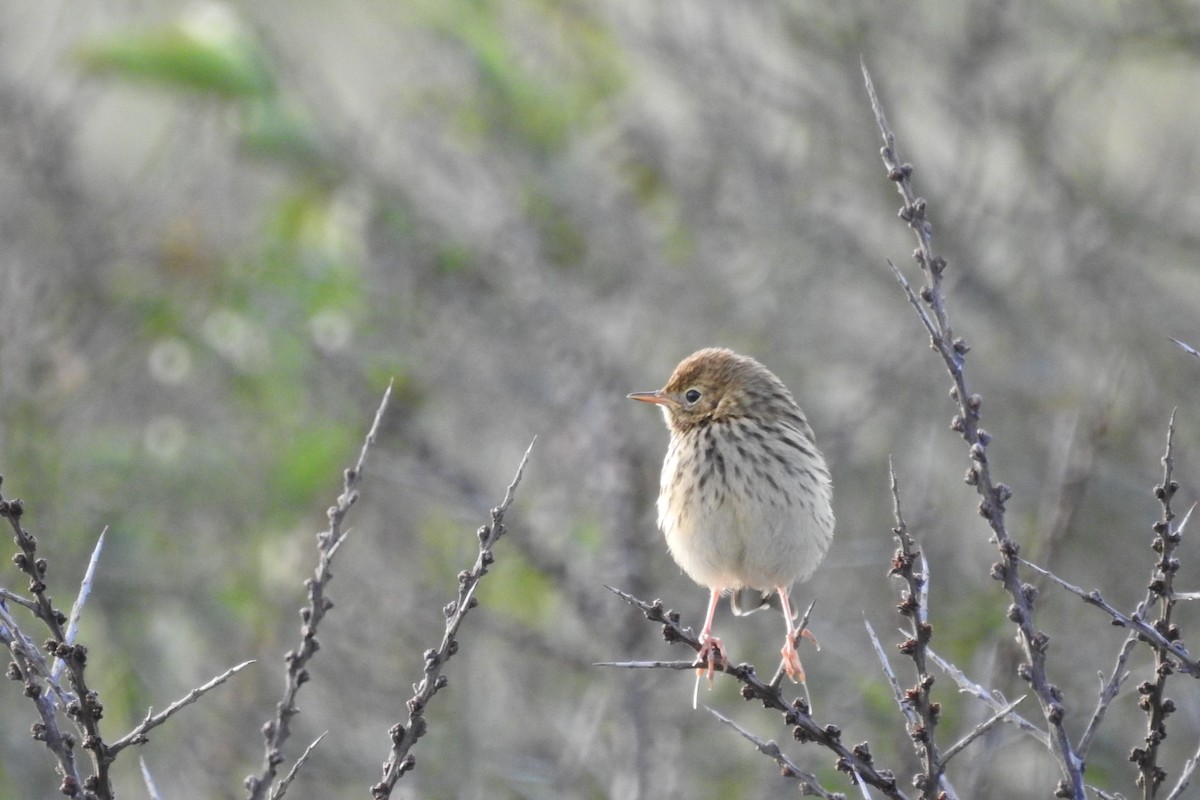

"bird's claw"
[781,628,816,684]
[695,634,726,684]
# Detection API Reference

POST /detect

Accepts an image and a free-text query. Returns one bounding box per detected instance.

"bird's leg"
[695,587,726,681]
[690,588,726,709]
[776,589,816,684]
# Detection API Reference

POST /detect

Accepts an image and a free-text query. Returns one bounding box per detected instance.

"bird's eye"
[684,389,702,404]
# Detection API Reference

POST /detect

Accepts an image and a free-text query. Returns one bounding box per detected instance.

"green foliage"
[416,0,626,152]
[77,12,274,99]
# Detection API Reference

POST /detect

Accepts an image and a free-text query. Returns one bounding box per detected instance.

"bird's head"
[628,347,783,434]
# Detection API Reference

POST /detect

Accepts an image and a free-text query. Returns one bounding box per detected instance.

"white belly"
[656,419,833,592]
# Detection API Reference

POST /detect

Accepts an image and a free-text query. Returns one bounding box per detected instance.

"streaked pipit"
[630,347,834,684]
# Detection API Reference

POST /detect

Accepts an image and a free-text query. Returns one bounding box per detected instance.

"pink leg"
[696,587,726,681]
[777,589,817,684]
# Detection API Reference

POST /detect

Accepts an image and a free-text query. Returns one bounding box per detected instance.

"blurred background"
[2,1,1200,798]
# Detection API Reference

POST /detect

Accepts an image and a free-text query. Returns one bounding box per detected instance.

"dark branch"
[372,437,536,798]
[603,585,908,799]
[862,60,1085,800]
[246,382,393,800]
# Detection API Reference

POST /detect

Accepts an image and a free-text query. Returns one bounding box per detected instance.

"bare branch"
[883,459,947,797]
[139,757,163,800]
[706,707,844,799]
[0,606,82,793]
[1165,737,1200,800]
[863,618,920,731]
[0,486,109,796]
[109,660,255,756]
[1078,634,1137,760]
[595,658,699,671]
[926,648,1048,749]
[864,59,1086,799]
[604,585,908,799]
[1016,558,1200,676]
[246,382,393,800]
[0,587,39,613]
[51,526,107,686]
[1168,338,1200,360]
[1133,411,1185,795]
[270,732,327,800]
[372,437,536,798]
[940,696,1027,765]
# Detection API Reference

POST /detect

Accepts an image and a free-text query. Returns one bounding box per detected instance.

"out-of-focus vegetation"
[2,1,1200,798]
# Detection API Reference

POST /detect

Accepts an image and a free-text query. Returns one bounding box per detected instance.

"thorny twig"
[706,707,844,800]
[939,696,1026,766]
[1016,559,1200,676]
[270,732,327,800]
[883,459,948,798]
[602,586,908,800]
[1,484,108,798]
[1168,338,1200,360]
[925,649,1049,749]
[247,381,393,800]
[1078,635,1137,760]
[863,61,1085,800]
[0,599,81,794]
[139,756,163,800]
[1166,737,1200,800]
[109,660,255,756]
[1134,413,1186,797]
[372,438,536,798]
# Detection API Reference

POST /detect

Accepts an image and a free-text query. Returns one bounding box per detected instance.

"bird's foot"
[691,634,726,709]
[780,630,810,684]
[695,634,726,683]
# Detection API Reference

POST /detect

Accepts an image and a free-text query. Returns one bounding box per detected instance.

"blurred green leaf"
[240,100,332,172]
[417,0,625,152]
[78,9,274,98]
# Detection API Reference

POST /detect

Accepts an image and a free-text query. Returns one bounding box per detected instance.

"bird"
[628,347,834,685]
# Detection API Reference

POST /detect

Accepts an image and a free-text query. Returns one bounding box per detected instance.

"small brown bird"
[629,347,834,684]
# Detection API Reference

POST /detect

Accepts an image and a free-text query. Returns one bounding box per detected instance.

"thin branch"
[864,59,1084,799]
[246,381,393,800]
[0,484,109,796]
[0,606,82,794]
[139,757,163,800]
[706,707,844,799]
[0,587,39,613]
[863,619,920,730]
[108,660,255,755]
[1133,411,1183,796]
[51,526,107,686]
[1016,558,1200,676]
[939,696,1027,765]
[884,459,946,798]
[1078,634,1137,760]
[372,437,536,798]
[926,648,1049,748]
[270,732,327,800]
[1165,737,1200,800]
[1168,338,1200,360]
[603,586,908,799]
[596,658,699,670]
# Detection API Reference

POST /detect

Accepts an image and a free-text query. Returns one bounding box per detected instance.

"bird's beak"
[627,390,672,406]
